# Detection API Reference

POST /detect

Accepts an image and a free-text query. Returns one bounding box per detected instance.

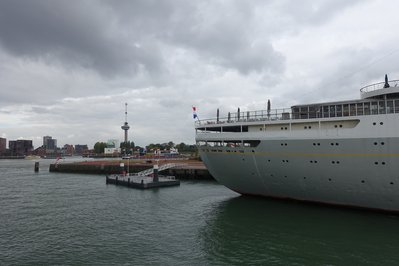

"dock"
[49,159,213,180]
[106,163,180,189]
[106,174,180,189]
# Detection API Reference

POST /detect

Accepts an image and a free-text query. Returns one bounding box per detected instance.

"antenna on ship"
[216,108,219,123]
[237,107,240,121]
[384,74,390,88]
[267,99,271,119]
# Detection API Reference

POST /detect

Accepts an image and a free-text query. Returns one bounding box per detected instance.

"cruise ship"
[195,75,399,212]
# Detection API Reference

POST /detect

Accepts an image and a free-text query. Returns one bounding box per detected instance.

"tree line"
[93,141,197,154]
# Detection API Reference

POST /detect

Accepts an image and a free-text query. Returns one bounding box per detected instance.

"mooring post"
[153,164,159,183]
[34,162,39,172]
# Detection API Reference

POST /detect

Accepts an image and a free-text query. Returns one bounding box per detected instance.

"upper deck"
[195,77,399,129]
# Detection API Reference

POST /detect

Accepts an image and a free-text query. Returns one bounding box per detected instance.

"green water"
[1,159,399,265]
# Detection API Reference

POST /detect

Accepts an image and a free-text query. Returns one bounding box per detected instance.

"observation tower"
[121,103,130,144]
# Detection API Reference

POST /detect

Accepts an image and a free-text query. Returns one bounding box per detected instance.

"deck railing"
[360,80,399,93]
[195,98,399,126]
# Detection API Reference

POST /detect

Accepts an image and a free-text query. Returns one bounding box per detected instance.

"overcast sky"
[1,0,399,149]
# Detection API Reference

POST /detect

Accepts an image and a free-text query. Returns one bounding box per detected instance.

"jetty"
[49,159,213,180]
[106,163,180,189]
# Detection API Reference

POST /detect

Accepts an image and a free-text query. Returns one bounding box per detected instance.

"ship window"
[371,102,378,115]
[364,102,370,115]
[309,106,317,118]
[356,103,364,116]
[300,107,309,119]
[329,105,336,117]
[336,105,342,117]
[387,100,394,114]
[395,100,399,113]
[343,104,349,116]
[379,101,386,114]
[349,104,356,116]
[323,106,329,118]
[222,126,242,132]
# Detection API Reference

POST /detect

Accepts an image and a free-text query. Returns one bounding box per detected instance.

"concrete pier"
[49,159,213,180]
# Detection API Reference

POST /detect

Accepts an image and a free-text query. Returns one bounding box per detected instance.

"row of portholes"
[310,160,318,163]
[280,127,288,130]
[269,175,395,185]
[375,161,386,165]
[334,124,343,128]
[282,160,289,163]
[372,122,384,125]
[304,126,312,129]
[374,142,385,145]
[280,143,288,146]
[332,161,340,164]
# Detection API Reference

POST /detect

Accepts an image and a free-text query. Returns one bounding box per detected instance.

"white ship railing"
[195,98,399,126]
[360,80,399,93]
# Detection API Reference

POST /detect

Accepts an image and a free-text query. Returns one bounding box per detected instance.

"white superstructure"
[195,76,399,212]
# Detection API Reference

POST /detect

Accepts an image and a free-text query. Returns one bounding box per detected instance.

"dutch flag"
[192,106,198,119]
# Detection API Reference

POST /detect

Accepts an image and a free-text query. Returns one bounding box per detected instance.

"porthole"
[374,162,378,165]
[317,143,320,146]
[281,127,284,130]
[390,182,394,185]
[382,162,386,165]
[304,126,307,129]
[381,142,385,145]
[328,178,332,181]
[336,143,339,146]
[373,122,376,125]
[380,122,384,125]
[285,143,288,146]
[252,150,255,153]
[361,180,365,183]
[303,177,307,179]
[285,127,288,130]
[309,126,312,129]
[339,125,343,128]
[334,125,338,128]
[332,161,335,164]
[374,142,378,145]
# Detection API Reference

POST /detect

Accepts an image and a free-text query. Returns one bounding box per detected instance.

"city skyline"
[1,1,399,148]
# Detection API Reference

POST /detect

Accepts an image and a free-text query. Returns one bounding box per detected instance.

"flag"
[192,106,198,119]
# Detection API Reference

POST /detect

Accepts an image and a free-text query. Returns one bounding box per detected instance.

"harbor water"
[1,159,399,265]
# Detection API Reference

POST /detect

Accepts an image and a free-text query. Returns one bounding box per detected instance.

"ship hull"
[197,114,399,211]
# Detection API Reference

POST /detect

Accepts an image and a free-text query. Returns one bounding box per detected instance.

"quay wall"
[49,161,213,180]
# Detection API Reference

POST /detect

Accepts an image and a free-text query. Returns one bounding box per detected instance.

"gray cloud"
[0,0,397,148]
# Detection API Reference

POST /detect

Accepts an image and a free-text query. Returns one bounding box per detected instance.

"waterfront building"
[75,144,88,155]
[8,140,33,156]
[43,136,57,152]
[0,137,6,155]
